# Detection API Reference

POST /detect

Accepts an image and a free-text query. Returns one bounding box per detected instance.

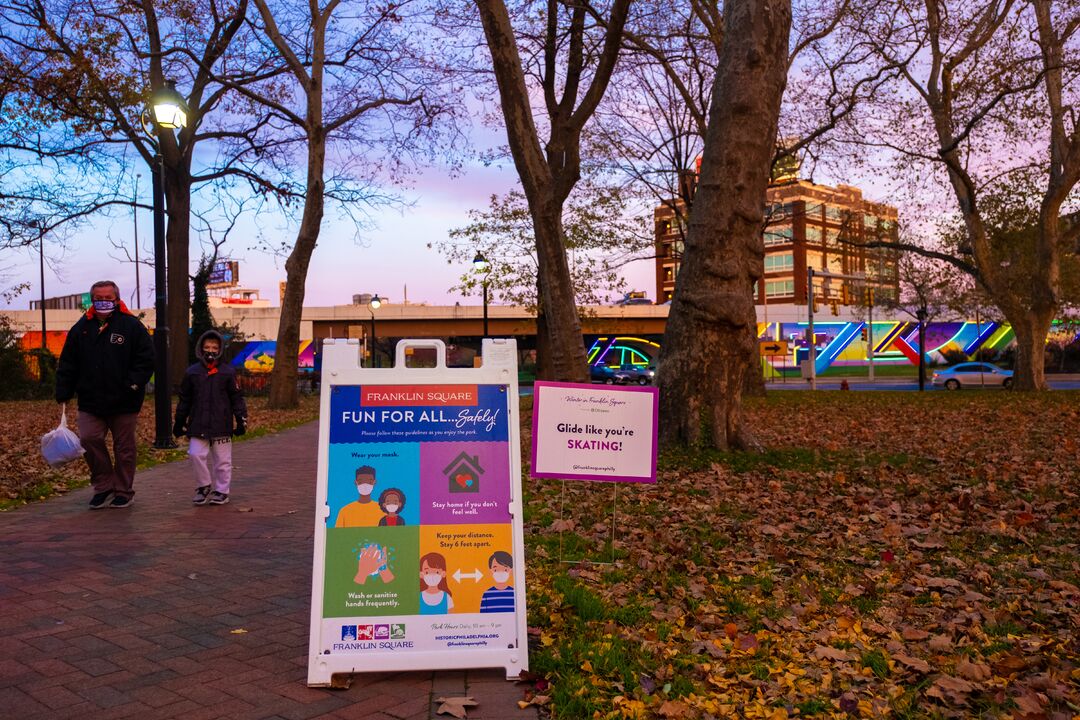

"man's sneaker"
[208,491,229,505]
[193,485,211,505]
[88,491,112,510]
[108,495,133,509]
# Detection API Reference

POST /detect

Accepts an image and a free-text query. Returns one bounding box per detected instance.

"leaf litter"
[521,392,1080,718]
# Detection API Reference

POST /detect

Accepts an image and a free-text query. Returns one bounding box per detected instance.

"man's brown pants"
[77,411,140,498]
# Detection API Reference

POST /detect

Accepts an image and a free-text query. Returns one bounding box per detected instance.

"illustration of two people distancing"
[333,457,514,614]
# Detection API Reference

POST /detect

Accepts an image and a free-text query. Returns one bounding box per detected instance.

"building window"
[825,206,845,222]
[864,213,878,228]
[764,252,794,272]
[764,279,794,298]
[764,225,793,246]
[806,250,824,269]
[806,225,823,244]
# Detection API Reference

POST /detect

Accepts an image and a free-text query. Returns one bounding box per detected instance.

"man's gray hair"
[90,280,120,297]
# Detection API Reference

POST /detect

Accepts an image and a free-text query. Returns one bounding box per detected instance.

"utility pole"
[867,289,874,383]
[917,307,928,392]
[807,267,816,390]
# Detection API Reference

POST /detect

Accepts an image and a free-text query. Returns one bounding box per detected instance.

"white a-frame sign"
[307,339,527,686]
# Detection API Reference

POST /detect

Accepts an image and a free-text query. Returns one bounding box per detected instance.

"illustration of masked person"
[419,552,454,614]
[479,551,515,613]
[335,465,382,527]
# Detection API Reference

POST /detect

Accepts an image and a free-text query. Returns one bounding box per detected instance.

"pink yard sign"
[530,381,658,483]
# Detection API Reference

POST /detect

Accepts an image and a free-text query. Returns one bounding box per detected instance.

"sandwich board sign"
[307,338,527,686]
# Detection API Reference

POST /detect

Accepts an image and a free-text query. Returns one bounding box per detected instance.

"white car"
[932,362,1014,390]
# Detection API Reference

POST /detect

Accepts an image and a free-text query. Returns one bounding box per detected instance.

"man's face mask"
[357,482,374,496]
[93,300,116,314]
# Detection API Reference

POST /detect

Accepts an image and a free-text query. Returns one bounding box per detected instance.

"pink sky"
[3,159,658,311]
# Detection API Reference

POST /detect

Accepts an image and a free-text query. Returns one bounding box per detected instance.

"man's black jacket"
[55,309,156,416]
[174,331,247,439]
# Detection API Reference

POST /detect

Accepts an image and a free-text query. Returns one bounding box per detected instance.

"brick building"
[654,178,900,307]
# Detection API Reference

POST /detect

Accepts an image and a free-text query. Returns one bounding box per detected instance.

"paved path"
[0,423,535,720]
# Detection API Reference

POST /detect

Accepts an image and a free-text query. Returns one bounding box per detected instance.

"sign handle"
[393,339,448,368]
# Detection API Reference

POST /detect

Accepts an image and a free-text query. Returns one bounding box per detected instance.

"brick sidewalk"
[0,422,537,720]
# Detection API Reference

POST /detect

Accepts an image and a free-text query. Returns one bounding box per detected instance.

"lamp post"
[142,80,188,449]
[472,251,489,337]
[38,221,47,383]
[133,173,142,308]
[369,294,381,368]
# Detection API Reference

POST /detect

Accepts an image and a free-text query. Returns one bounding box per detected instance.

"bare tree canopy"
[242,0,460,407]
[473,0,632,382]
[0,0,262,380]
[847,0,1080,390]
[657,0,792,450]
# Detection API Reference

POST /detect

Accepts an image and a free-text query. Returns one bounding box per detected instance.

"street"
[766,375,1080,391]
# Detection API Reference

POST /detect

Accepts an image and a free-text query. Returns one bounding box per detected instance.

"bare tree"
[850,0,1080,390]
[242,0,451,407]
[656,0,791,450]
[473,0,632,382]
[0,0,261,383]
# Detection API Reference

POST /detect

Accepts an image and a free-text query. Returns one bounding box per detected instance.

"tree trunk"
[268,134,325,408]
[1006,308,1052,391]
[164,178,191,391]
[534,273,553,380]
[530,196,587,382]
[657,0,791,450]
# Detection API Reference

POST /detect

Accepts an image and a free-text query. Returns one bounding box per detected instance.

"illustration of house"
[444,452,484,493]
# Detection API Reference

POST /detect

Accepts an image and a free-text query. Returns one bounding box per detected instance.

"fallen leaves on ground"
[435,695,478,718]
[523,392,1080,719]
[0,395,319,507]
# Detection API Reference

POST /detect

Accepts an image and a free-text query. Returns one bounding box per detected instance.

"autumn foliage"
[521,392,1079,718]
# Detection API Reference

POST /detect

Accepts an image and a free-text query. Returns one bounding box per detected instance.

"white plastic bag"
[41,408,85,468]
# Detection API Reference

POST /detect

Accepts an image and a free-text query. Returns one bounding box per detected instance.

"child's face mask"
[492,570,511,584]
[423,573,442,588]
[203,350,218,361]
[385,504,400,514]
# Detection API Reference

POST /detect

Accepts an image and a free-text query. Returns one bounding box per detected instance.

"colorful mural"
[752,320,1055,375]
[586,336,661,367]
[229,340,315,373]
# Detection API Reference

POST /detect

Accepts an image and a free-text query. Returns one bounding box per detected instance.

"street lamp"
[37,220,47,383]
[142,80,189,449]
[369,294,381,368]
[472,251,489,337]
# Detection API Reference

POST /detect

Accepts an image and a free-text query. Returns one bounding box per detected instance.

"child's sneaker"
[192,485,211,505]
[208,491,229,505]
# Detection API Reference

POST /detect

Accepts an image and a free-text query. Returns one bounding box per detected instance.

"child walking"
[173,330,247,505]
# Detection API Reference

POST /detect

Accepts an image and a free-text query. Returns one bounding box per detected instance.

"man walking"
[55,281,155,509]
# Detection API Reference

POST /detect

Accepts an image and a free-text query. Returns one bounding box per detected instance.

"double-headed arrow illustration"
[453,568,483,583]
